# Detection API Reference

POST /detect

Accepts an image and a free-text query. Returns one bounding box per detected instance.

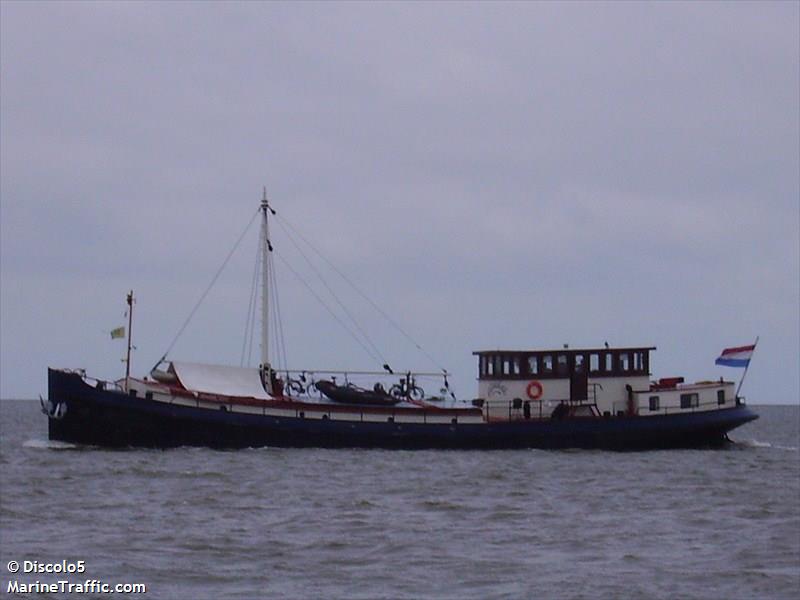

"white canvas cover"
[170,362,271,400]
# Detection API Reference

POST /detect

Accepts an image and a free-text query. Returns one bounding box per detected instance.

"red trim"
[720,344,756,355]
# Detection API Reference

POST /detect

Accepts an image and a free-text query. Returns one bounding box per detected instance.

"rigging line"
[267,254,277,369]
[159,208,261,365]
[241,231,261,367]
[273,250,383,365]
[248,227,264,368]
[261,244,277,370]
[247,229,262,367]
[270,259,289,369]
[268,281,279,370]
[274,217,390,367]
[247,226,264,368]
[247,279,257,368]
[249,244,261,366]
[274,212,449,373]
[270,253,289,371]
[269,281,281,371]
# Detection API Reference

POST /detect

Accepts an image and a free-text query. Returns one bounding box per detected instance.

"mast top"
[260,186,276,220]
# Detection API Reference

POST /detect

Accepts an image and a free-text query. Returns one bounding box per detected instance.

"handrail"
[69,369,125,393]
[622,397,731,416]
[277,368,456,404]
[499,396,600,421]
[277,368,448,377]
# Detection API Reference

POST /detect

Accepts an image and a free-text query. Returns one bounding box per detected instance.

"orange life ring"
[526,380,543,400]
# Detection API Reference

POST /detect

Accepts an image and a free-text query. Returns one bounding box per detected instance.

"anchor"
[40,395,67,420]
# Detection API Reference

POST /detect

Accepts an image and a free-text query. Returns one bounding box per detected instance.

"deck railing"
[616,396,739,417]
[71,369,125,393]
[497,383,602,421]
[275,368,454,404]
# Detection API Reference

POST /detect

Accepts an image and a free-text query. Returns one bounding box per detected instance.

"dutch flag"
[715,344,756,368]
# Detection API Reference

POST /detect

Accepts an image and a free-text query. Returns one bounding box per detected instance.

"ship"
[44,191,758,449]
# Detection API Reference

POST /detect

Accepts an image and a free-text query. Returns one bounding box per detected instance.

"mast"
[260,188,272,391]
[125,290,134,390]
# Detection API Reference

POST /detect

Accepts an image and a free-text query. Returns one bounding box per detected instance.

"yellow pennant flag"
[110,326,125,340]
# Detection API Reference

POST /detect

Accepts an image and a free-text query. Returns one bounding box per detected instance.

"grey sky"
[1,1,798,403]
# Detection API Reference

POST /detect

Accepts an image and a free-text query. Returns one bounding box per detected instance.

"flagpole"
[735,336,759,399]
[125,290,134,391]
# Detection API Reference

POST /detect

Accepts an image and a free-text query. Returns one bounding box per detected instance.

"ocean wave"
[22,438,79,450]
[738,439,798,451]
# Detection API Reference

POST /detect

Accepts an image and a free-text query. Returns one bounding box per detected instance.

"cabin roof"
[472,346,657,356]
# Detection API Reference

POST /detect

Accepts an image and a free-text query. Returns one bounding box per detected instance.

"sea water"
[1,400,798,599]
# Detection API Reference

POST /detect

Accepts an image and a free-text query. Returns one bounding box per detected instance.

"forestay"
[170,362,271,400]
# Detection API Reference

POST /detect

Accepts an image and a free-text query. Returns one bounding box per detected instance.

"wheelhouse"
[474,347,654,381]
[472,346,736,421]
[474,346,654,420]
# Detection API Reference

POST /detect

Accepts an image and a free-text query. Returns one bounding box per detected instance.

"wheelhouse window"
[589,353,600,373]
[513,357,521,376]
[541,355,553,374]
[528,356,538,375]
[604,353,613,372]
[502,357,511,376]
[574,354,586,373]
[717,389,725,405]
[486,357,494,376]
[649,396,660,411]
[620,353,630,372]
[556,354,568,376]
[680,393,699,409]
[634,351,644,372]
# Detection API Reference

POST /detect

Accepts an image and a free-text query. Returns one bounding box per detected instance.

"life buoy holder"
[526,380,543,400]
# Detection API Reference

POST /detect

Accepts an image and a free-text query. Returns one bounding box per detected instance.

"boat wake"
[23,438,79,450]
[737,439,798,451]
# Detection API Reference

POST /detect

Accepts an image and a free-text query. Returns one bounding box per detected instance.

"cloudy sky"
[1,1,798,404]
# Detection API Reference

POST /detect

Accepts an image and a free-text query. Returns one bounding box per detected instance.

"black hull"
[47,369,758,450]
